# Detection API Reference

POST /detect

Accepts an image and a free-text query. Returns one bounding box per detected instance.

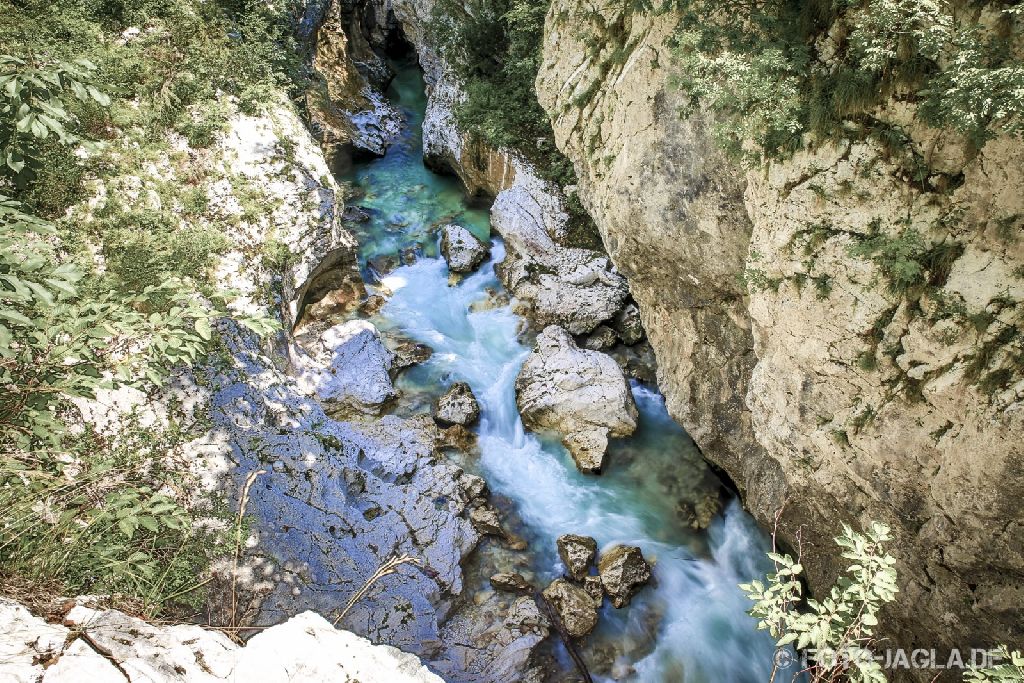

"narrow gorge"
[0,0,1021,682]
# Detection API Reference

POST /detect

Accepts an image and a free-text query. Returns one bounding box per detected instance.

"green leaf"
[0,308,32,326]
[194,317,212,341]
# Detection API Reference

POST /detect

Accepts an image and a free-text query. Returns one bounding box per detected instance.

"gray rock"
[469,505,504,536]
[584,324,618,351]
[542,579,598,638]
[434,382,481,427]
[440,224,490,274]
[314,320,395,416]
[556,534,597,580]
[611,303,645,345]
[390,337,433,370]
[582,576,604,607]
[515,326,638,473]
[490,572,533,594]
[598,545,652,608]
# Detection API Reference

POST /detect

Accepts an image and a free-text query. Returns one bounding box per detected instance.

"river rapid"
[341,56,788,683]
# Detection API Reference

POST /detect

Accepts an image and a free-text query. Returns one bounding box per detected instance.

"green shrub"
[667,0,1024,162]
[741,521,899,683]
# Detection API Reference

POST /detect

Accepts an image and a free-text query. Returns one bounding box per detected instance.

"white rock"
[43,639,126,683]
[515,326,638,472]
[312,320,396,415]
[440,224,490,274]
[234,611,443,682]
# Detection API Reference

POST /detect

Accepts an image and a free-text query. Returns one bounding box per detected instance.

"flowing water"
[342,57,789,683]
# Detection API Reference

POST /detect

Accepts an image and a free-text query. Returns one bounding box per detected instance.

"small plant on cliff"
[965,646,1024,682]
[740,521,899,682]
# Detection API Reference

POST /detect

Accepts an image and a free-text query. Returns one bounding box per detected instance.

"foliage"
[0,55,109,186]
[0,416,224,615]
[668,0,1024,162]
[0,0,284,614]
[429,0,577,187]
[740,521,899,683]
[965,646,1024,682]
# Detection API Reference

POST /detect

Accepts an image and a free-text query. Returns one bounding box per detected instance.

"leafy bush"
[0,0,284,613]
[741,521,899,683]
[429,0,577,186]
[965,646,1024,682]
[669,0,1024,162]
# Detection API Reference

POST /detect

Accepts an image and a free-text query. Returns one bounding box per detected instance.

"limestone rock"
[582,576,604,608]
[314,320,395,415]
[535,0,1024,653]
[542,579,599,638]
[440,224,490,274]
[584,325,618,351]
[515,326,638,472]
[612,303,645,346]
[0,599,443,683]
[234,611,443,682]
[43,638,125,683]
[598,545,652,608]
[433,381,481,427]
[556,533,597,580]
[469,505,504,536]
[490,572,533,594]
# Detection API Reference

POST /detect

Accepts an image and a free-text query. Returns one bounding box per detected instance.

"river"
[340,55,787,683]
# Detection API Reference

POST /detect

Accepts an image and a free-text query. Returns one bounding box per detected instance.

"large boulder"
[542,579,599,639]
[556,533,597,580]
[515,326,638,472]
[433,382,481,427]
[440,224,490,274]
[0,599,444,683]
[598,545,652,608]
[312,320,396,416]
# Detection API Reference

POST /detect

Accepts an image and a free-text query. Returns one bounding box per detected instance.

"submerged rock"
[434,381,481,427]
[556,533,597,581]
[542,579,599,638]
[315,320,395,416]
[490,572,533,594]
[440,224,490,274]
[515,326,638,473]
[598,545,652,608]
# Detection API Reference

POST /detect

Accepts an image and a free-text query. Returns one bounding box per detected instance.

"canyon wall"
[535,0,1024,657]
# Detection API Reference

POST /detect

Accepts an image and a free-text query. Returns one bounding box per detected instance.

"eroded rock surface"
[536,0,1024,651]
[0,598,443,683]
[515,326,638,472]
[310,319,396,416]
[542,579,598,639]
[556,534,597,581]
[441,224,490,274]
[434,381,481,427]
[597,545,651,609]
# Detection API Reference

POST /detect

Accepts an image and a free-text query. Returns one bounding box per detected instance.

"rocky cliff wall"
[536,0,1024,656]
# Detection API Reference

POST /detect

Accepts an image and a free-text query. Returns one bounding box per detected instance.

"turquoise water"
[341,58,787,682]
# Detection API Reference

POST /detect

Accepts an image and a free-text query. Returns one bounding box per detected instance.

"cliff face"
[536,0,1024,655]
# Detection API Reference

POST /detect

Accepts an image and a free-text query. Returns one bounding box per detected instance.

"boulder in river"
[515,326,638,473]
[584,324,618,352]
[315,320,395,416]
[469,505,504,536]
[598,545,652,608]
[440,224,490,274]
[434,382,481,427]
[556,534,597,581]
[490,572,533,594]
[542,579,599,639]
